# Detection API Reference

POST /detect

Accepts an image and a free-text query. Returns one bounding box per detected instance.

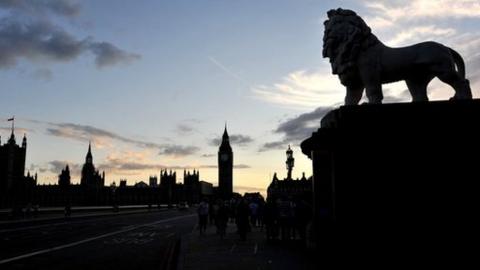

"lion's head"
[323,8,378,77]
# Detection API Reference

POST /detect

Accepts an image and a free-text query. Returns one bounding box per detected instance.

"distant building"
[0,125,37,209]
[149,176,158,187]
[218,125,233,199]
[183,169,199,203]
[80,143,105,189]
[134,181,149,188]
[160,170,176,186]
[199,180,214,196]
[0,131,27,193]
[267,146,312,203]
[58,165,71,187]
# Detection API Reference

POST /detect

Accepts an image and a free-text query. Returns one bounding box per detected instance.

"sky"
[1,0,480,196]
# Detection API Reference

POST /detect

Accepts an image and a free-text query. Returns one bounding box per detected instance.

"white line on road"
[230,244,236,253]
[0,214,195,265]
[254,243,258,254]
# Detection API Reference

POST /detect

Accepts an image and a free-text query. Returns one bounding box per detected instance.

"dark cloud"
[210,134,254,147]
[176,124,195,136]
[259,107,332,152]
[201,154,215,158]
[97,158,249,173]
[0,2,139,69]
[44,121,199,157]
[158,145,200,157]
[259,140,287,152]
[0,20,87,68]
[89,42,141,68]
[0,0,81,17]
[276,107,331,141]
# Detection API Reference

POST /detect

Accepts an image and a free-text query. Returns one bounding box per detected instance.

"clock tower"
[218,124,233,199]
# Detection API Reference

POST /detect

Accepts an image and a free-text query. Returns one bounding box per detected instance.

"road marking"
[165,232,175,238]
[0,214,195,265]
[230,244,236,253]
[0,209,171,233]
[254,243,258,254]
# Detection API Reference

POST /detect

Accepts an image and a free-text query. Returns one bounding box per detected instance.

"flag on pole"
[7,117,14,121]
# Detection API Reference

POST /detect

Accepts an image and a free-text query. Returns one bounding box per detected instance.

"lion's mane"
[323,8,379,75]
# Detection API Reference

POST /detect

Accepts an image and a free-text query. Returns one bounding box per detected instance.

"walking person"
[216,201,229,239]
[198,199,209,235]
[236,198,250,241]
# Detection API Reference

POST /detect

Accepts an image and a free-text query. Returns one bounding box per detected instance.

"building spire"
[223,122,228,138]
[7,116,15,144]
[22,133,27,148]
[86,141,93,163]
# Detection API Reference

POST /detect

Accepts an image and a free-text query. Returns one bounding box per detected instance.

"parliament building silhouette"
[0,125,236,209]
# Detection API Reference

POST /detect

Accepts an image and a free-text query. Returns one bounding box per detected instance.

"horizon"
[2,0,480,196]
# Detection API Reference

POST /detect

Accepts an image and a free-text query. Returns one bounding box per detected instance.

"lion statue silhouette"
[323,8,472,105]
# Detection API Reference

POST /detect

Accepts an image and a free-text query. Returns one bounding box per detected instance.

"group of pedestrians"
[197,196,312,243]
[197,197,265,240]
[263,197,312,243]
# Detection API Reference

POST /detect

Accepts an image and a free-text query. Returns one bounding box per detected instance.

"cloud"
[0,0,81,17]
[275,107,332,141]
[252,69,345,109]
[158,145,200,157]
[259,107,332,152]
[365,0,480,25]
[201,154,215,158]
[89,42,141,68]
[0,127,33,135]
[175,124,195,136]
[48,160,81,176]
[42,121,199,157]
[0,2,139,69]
[259,141,287,152]
[387,25,456,46]
[210,134,254,147]
[31,67,53,81]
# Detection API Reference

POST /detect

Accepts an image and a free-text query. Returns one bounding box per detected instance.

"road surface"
[0,209,197,270]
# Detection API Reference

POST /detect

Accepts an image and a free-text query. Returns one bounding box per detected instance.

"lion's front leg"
[345,85,364,105]
[365,84,383,104]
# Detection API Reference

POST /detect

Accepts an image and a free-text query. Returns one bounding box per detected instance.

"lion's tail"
[449,48,466,78]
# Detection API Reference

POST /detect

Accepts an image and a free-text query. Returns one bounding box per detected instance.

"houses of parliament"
[0,125,235,209]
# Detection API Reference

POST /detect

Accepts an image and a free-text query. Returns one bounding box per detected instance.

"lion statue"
[323,8,472,105]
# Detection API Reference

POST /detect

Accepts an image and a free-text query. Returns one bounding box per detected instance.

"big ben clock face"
[221,154,229,161]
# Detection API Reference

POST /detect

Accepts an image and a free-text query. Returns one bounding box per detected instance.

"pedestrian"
[197,199,209,235]
[236,198,250,241]
[216,201,229,239]
[249,201,259,227]
[263,198,278,241]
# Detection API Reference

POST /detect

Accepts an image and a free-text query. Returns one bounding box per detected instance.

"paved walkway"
[180,222,315,270]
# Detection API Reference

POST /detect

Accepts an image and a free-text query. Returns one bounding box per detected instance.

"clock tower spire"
[218,124,233,198]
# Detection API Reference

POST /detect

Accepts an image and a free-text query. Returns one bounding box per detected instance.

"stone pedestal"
[301,100,480,261]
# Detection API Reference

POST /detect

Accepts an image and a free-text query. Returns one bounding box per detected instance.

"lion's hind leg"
[436,71,472,100]
[405,77,432,102]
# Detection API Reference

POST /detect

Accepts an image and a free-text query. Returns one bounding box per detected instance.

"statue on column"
[322,8,472,105]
